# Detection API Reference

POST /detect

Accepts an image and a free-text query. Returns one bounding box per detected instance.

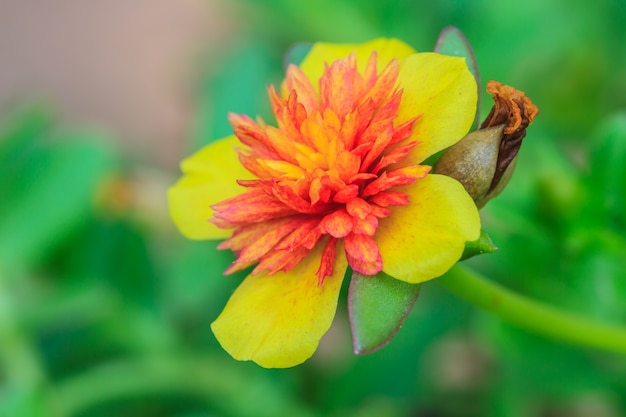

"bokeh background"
[2,0,626,416]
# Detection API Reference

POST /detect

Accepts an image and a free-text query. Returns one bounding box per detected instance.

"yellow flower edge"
[377,174,480,284]
[396,53,477,165]
[168,135,250,240]
[211,243,348,368]
[299,38,417,91]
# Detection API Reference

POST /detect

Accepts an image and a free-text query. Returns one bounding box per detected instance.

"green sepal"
[434,26,481,130]
[460,229,498,261]
[348,271,421,355]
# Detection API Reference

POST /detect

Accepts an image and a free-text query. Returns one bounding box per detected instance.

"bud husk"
[434,125,505,208]
[434,81,539,209]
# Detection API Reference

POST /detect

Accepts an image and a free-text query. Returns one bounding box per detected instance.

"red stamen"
[212,51,430,281]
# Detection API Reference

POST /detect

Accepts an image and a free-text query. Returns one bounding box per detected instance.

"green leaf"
[348,271,421,355]
[586,112,626,228]
[0,131,116,274]
[0,386,53,417]
[460,229,498,261]
[0,105,53,213]
[0,103,52,163]
[434,26,481,129]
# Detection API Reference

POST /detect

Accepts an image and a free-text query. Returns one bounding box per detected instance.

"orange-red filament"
[212,52,428,282]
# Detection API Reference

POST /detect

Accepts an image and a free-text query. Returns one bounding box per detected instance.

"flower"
[168,38,480,368]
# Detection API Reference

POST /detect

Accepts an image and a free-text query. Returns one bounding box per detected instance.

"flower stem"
[54,355,315,417]
[439,265,626,353]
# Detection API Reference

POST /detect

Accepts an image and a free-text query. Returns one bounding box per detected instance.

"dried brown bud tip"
[481,81,539,194]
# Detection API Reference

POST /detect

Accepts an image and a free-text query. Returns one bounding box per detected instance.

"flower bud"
[434,81,538,208]
[434,124,506,208]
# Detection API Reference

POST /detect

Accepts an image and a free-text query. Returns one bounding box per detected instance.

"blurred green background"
[1,0,626,416]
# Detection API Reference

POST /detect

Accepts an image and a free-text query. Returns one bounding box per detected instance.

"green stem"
[55,355,316,417]
[439,266,626,353]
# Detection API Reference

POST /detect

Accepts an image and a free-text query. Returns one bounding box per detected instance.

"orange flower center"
[212,52,429,282]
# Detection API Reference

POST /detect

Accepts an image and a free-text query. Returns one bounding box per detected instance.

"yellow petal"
[299,38,416,91]
[211,243,348,368]
[396,53,477,164]
[376,174,480,284]
[168,136,251,240]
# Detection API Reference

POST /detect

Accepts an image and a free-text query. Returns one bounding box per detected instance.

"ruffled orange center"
[212,52,429,282]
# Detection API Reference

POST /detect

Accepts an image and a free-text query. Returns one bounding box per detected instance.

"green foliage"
[0,129,116,274]
[348,271,421,355]
[3,0,626,416]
